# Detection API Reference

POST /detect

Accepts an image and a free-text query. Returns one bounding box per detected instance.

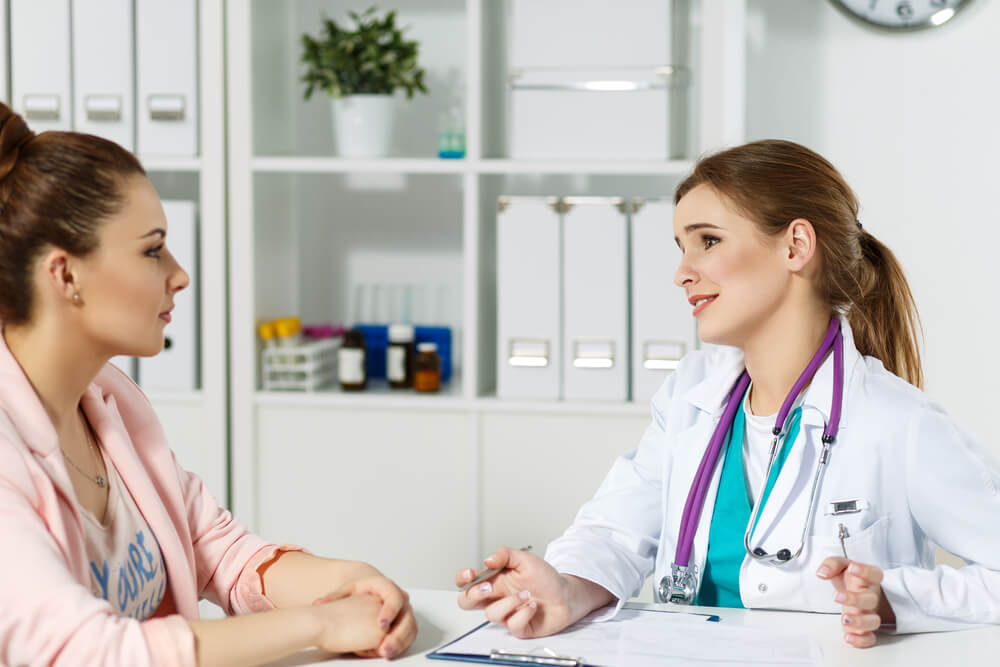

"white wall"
[745,0,1000,452]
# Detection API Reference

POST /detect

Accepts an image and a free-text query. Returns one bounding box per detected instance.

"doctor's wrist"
[876,587,896,629]
[559,574,616,623]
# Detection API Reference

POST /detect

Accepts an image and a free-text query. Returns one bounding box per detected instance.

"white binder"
[72,0,134,150]
[135,0,198,156]
[562,198,628,402]
[138,201,198,391]
[496,197,561,400]
[631,199,697,403]
[11,0,72,132]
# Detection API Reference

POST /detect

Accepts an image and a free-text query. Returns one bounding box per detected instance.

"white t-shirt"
[741,386,805,506]
[80,448,167,620]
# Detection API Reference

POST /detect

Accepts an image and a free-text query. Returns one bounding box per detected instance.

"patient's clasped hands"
[311,567,418,659]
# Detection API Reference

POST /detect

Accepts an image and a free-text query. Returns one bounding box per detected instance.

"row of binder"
[496,196,697,403]
[10,0,198,156]
[112,200,199,391]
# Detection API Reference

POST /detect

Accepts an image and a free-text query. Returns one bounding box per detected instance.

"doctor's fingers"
[842,609,881,634]
[844,562,884,587]
[506,598,542,640]
[457,580,505,610]
[484,591,536,626]
[844,630,878,648]
[816,556,850,583]
[834,589,880,611]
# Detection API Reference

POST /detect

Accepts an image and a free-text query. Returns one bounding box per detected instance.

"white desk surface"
[268,589,1000,667]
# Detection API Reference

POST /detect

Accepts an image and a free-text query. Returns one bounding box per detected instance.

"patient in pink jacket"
[0,103,417,666]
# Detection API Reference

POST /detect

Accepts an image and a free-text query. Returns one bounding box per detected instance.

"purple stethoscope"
[658,317,844,604]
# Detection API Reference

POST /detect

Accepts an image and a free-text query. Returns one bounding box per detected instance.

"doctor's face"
[673,184,791,348]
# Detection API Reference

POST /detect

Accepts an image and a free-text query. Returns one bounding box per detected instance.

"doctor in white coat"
[456,139,1000,648]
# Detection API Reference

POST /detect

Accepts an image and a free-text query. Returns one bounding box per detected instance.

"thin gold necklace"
[62,410,107,489]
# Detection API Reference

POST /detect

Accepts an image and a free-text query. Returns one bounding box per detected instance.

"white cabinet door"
[256,406,477,589]
[480,412,649,557]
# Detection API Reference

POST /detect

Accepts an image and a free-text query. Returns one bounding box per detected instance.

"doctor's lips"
[688,294,718,316]
[158,307,174,323]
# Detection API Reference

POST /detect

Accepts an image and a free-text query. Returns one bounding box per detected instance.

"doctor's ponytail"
[676,139,924,389]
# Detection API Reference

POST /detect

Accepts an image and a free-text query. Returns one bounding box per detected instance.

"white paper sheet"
[435,607,822,667]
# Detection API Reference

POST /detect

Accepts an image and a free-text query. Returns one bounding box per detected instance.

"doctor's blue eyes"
[145,245,164,259]
[701,235,720,250]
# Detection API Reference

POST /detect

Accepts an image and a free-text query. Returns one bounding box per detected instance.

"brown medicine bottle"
[414,342,442,393]
[338,329,367,391]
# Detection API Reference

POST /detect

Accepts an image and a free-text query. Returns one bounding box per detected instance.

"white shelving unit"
[138,0,228,509]
[227,0,745,589]
[0,0,228,507]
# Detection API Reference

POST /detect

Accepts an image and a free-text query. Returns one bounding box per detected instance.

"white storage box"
[262,338,340,391]
[508,67,687,160]
[507,0,687,160]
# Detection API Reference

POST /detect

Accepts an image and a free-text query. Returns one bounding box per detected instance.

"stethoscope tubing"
[674,317,844,569]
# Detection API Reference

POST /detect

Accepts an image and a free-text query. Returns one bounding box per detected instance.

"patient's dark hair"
[0,102,145,325]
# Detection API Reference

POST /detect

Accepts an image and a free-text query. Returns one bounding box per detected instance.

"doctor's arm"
[457,371,685,636]
[879,407,1000,633]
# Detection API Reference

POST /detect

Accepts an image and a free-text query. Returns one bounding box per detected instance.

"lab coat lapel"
[81,388,199,617]
[671,350,745,573]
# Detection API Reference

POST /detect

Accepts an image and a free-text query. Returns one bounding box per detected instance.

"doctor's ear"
[784,218,818,273]
[40,248,84,306]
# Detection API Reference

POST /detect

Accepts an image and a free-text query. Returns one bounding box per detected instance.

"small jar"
[258,321,277,348]
[414,342,442,393]
[274,317,302,347]
[338,329,367,391]
[387,323,415,389]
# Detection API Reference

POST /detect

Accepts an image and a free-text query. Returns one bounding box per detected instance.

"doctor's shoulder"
[850,353,989,457]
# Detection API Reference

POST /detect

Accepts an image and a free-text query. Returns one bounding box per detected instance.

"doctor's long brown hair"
[675,139,924,389]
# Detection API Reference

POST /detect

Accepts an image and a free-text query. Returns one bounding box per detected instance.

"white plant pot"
[330,94,396,158]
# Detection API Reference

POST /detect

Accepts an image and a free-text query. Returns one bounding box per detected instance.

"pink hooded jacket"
[0,334,300,666]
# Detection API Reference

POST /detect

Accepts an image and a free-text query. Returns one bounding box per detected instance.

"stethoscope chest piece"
[657,563,697,604]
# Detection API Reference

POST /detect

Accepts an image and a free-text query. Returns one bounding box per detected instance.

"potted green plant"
[301,7,428,158]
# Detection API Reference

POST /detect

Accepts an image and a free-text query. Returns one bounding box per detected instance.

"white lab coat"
[545,318,1000,633]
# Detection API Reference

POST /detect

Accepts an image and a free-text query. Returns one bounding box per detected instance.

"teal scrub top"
[694,391,803,608]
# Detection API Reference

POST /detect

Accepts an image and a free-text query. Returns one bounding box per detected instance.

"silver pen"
[459,545,533,592]
[838,524,850,559]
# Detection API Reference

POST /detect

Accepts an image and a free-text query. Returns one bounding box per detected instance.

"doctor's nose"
[674,257,696,288]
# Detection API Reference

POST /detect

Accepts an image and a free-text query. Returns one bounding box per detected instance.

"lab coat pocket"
[802,516,892,613]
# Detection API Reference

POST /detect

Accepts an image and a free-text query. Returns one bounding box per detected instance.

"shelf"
[141,156,203,172]
[255,378,470,411]
[254,387,650,418]
[252,157,468,174]
[251,157,696,176]
[475,397,650,417]
[475,159,695,175]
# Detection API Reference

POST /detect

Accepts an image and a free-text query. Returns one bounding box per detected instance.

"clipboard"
[428,606,721,667]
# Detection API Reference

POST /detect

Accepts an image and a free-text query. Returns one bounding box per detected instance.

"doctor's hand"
[455,546,614,639]
[817,557,896,648]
